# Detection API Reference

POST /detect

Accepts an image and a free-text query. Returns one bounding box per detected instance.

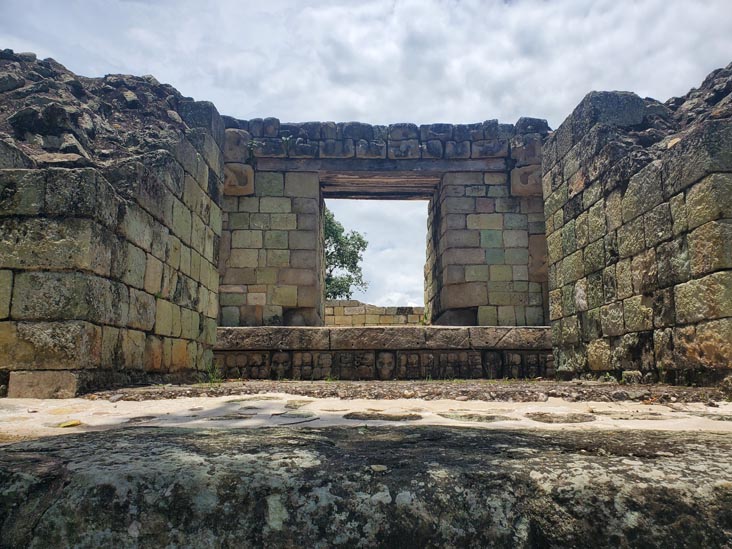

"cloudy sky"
[2,0,731,305]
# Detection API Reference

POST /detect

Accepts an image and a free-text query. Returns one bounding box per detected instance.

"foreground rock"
[2,426,732,548]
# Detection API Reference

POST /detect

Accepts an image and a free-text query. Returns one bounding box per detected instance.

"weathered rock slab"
[1,426,731,548]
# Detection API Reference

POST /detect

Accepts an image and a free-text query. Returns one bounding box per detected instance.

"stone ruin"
[0,48,730,397]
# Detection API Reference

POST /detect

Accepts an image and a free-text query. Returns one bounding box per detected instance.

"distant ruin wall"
[543,82,732,381]
[324,300,425,326]
[0,51,225,397]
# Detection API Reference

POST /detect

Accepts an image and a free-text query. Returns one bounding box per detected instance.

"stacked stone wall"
[0,51,225,396]
[219,116,551,327]
[424,120,549,326]
[543,84,732,382]
[219,135,324,326]
[324,300,425,326]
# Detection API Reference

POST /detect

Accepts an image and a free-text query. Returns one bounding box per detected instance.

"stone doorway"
[219,118,550,327]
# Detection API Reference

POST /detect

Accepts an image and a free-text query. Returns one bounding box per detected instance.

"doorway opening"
[324,198,428,326]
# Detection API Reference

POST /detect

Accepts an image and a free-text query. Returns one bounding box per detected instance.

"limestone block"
[420,139,443,159]
[278,268,316,286]
[442,248,486,265]
[271,213,297,230]
[263,230,288,249]
[630,249,657,295]
[498,306,517,325]
[155,299,174,336]
[12,272,129,326]
[687,318,732,369]
[266,250,290,267]
[505,249,529,265]
[223,163,254,196]
[643,203,673,248]
[249,213,270,229]
[600,302,624,336]
[587,339,611,371]
[238,197,260,213]
[255,172,284,197]
[656,237,691,289]
[260,197,292,213]
[510,165,542,196]
[319,139,354,158]
[128,288,156,331]
[472,139,509,158]
[284,172,319,198]
[387,123,419,140]
[7,370,82,398]
[443,230,480,249]
[623,295,653,332]
[289,230,317,250]
[0,270,10,319]
[231,229,263,249]
[388,139,421,159]
[297,286,320,308]
[442,172,482,187]
[355,139,387,159]
[441,282,488,309]
[510,133,542,166]
[0,170,44,215]
[223,128,251,162]
[272,285,298,307]
[444,141,471,159]
[669,193,688,237]
[0,218,112,276]
[220,306,240,327]
[688,220,732,276]
[170,198,192,245]
[675,271,732,324]
[663,121,732,197]
[466,214,502,230]
[2,320,103,371]
[617,216,646,259]
[44,169,119,228]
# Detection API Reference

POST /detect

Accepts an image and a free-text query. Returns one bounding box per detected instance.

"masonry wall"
[218,117,551,327]
[324,300,425,326]
[219,151,325,326]
[543,89,732,382]
[0,101,225,397]
[425,123,549,326]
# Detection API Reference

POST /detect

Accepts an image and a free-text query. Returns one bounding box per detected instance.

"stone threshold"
[215,325,552,351]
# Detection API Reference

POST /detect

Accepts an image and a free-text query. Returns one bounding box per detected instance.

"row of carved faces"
[215,350,552,381]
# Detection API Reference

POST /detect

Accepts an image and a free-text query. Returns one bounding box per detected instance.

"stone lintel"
[255,157,506,174]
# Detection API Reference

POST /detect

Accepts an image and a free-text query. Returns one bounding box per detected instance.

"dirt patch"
[437,412,513,423]
[86,379,732,404]
[525,412,596,424]
[343,411,422,421]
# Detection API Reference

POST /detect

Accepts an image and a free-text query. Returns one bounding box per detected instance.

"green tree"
[324,206,368,299]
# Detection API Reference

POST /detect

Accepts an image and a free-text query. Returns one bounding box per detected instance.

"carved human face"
[377,352,395,379]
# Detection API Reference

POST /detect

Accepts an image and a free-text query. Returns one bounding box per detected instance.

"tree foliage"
[324,206,368,299]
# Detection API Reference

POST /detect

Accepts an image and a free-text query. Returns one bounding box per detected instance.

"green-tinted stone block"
[503,213,528,229]
[480,230,503,248]
[487,186,509,198]
[228,212,250,230]
[505,248,529,265]
[490,265,513,281]
[264,230,288,249]
[255,172,284,197]
[485,249,505,264]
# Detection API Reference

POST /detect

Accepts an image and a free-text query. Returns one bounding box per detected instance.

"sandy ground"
[2,389,731,443]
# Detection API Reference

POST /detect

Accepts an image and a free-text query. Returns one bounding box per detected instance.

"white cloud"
[2,0,731,305]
